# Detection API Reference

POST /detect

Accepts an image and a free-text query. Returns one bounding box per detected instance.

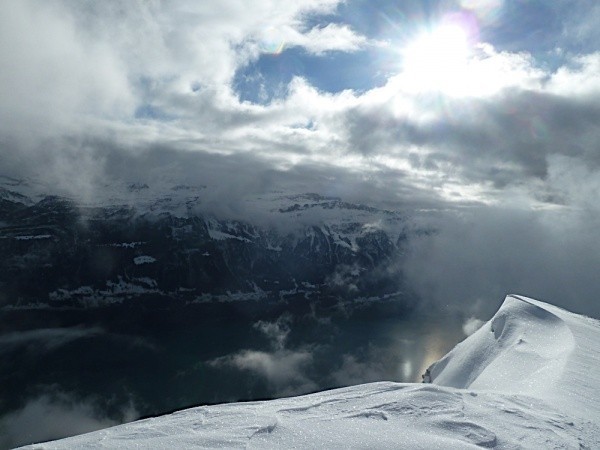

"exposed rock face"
[0,187,410,310]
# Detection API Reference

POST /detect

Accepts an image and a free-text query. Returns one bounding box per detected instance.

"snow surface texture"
[20,295,600,449]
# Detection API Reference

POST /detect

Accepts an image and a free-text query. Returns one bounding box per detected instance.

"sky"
[1,0,600,317]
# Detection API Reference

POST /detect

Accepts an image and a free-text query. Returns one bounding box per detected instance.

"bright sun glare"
[401,23,475,95]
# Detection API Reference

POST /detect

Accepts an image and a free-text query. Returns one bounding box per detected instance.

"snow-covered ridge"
[21,296,600,449]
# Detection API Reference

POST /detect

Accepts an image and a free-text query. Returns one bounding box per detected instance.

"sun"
[400,22,475,95]
[404,24,470,69]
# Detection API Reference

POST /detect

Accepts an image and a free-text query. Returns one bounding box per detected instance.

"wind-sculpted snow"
[429,295,600,419]
[428,295,575,395]
[20,296,600,449]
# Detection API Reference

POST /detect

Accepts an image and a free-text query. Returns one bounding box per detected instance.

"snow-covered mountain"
[20,295,600,449]
[0,176,410,310]
[1,175,431,447]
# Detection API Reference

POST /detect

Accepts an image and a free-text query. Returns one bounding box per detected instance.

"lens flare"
[259,26,287,56]
[460,0,504,26]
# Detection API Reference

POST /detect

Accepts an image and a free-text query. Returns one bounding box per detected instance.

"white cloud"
[300,23,368,55]
[210,314,316,396]
[253,22,369,57]
[0,0,364,142]
[4,0,600,212]
[545,155,600,215]
[210,349,316,396]
[0,1,133,140]
[547,53,600,97]
[254,315,292,351]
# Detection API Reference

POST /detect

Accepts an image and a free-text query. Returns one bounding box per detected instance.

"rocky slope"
[0,177,410,311]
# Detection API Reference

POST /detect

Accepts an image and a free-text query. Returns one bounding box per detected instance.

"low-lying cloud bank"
[402,205,600,319]
[0,392,138,449]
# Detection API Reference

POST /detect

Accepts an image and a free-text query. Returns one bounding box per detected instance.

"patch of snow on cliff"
[133,256,156,265]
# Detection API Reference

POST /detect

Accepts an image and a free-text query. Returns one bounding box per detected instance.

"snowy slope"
[427,295,600,418]
[19,296,600,449]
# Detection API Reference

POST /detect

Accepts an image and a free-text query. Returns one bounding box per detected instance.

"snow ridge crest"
[428,294,576,398]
